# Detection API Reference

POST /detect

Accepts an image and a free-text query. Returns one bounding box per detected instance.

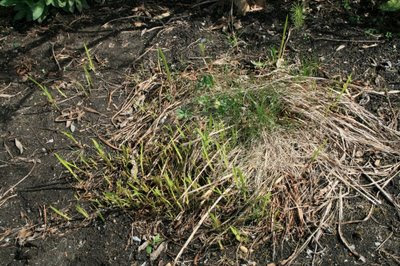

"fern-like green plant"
[0,0,88,21]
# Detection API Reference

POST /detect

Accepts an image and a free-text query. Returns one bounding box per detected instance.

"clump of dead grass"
[50,63,399,264]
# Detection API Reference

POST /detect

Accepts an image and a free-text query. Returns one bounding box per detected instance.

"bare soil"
[0,0,399,265]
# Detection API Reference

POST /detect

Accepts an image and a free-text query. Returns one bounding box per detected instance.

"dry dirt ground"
[0,0,399,265]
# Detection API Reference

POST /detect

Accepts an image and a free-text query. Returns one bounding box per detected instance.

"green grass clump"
[192,89,284,141]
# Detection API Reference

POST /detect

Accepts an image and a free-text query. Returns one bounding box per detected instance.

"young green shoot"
[291,3,305,29]
[55,153,81,182]
[50,206,72,221]
[83,65,93,91]
[329,75,352,111]
[83,42,96,72]
[310,139,328,162]
[277,15,289,67]
[91,139,114,169]
[61,131,82,148]
[157,48,172,82]
[28,76,57,107]
[75,204,90,219]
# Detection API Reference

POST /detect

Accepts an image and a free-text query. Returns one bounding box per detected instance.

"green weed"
[157,48,172,82]
[75,204,90,219]
[343,0,351,10]
[291,3,305,29]
[83,65,93,91]
[146,234,163,255]
[28,76,57,107]
[192,88,284,141]
[197,74,215,90]
[50,206,71,221]
[83,42,96,72]
[329,75,352,111]
[297,56,319,77]
[55,153,81,182]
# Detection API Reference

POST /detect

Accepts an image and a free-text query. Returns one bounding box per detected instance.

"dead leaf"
[133,21,145,27]
[150,242,167,261]
[138,240,150,251]
[336,44,346,51]
[15,139,24,154]
[17,227,33,245]
[153,11,170,20]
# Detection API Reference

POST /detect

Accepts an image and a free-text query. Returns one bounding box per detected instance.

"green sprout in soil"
[296,56,320,77]
[146,234,163,255]
[28,76,57,107]
[55,153,82,182]
[291,2,305,29]
[83,42,96,72]
[343,0,351,10]
[50,206,71,221]
[75,204,90,219]
[277,15,289,67]
[157,48,172,82]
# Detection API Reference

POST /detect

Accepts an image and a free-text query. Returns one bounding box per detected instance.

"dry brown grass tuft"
[234,75,400,262]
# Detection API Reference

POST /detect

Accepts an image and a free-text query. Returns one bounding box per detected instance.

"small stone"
[374,159,381,167]
[355,150,363,157]
[267,263,276,266]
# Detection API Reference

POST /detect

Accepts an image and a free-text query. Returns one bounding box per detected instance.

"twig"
[0,162,36,207]
[341,204,374,225]
[51,42,62,71]
[363,171,400,211]
[375,232,393,251]
[311,36,384,43]
[280,228,320,265]
[173,186,232,265]
[281,197,333,265]
[379,249,400,264]
[97,135,122,151]
[102,15,145,28]
[133,45,155,63]
[338,190,366,263]
[192,0,217,8]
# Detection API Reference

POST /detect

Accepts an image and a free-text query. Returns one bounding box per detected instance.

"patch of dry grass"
[47,58,399,263]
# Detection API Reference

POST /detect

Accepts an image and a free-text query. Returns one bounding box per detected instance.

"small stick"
[341,204,374,225]
[97,135,122,151]
[338,190,366,263]
[375,232,393,251]
[0,162,36,205]
[311,36,384,43]
[173,186,232,265]
[363,172,400,211]
[51,42,62,71]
